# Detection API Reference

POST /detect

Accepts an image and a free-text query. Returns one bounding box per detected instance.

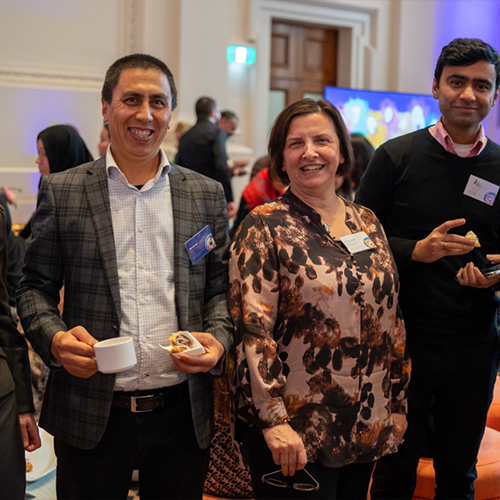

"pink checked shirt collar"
[429,117,487,157]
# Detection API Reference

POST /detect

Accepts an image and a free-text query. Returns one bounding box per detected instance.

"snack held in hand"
[169,332,193,353]
[466,230,481,248]
[160,331,206,357]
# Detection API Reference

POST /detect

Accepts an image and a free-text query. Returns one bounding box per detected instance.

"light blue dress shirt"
[106,148,187,391]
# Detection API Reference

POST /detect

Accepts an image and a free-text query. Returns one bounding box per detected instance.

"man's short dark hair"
[269,99,354,186]
[195,97,217,119]
[434,38,500,90]
[101,53,178,110]
[221,110,238,121]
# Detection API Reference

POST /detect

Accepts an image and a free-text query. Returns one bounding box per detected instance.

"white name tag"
[339,231,376,254]
[464,175,499,206]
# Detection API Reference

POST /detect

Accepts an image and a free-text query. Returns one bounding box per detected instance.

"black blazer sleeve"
[0,206,34,413]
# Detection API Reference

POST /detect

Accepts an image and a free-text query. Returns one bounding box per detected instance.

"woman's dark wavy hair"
[268,99,354,186]
[101,53,177,110]
[434,38,500,90]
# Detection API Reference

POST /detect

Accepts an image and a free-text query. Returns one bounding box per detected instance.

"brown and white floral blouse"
[229,190,410,468]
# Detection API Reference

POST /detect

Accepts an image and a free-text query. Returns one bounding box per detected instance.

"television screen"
[324,86,441,148]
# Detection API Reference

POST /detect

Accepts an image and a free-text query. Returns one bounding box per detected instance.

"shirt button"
[139,263,145,269]
[139,299,146,305]
[138,227,144,233]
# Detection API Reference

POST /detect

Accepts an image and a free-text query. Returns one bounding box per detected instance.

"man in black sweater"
[177,97,237,218]
[356,38,500,500]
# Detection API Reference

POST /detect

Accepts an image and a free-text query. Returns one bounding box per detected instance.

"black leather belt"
[112,384,184,413]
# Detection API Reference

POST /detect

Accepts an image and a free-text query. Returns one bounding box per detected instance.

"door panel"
[303,28,337,82]
[271,23,301,79]
[270,20,338,107]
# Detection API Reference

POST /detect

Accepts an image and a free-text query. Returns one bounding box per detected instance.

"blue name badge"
[185,225,216,264]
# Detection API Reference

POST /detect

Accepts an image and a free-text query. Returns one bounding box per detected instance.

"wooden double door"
[271,20,338,106]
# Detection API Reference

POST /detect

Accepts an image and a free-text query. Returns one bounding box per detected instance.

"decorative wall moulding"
[0,67,103,92]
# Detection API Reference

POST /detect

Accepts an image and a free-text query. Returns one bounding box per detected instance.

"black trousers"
[54,382,209,500]
[238,420,375,500]
[371,337,500,500]
[0,390,25,500]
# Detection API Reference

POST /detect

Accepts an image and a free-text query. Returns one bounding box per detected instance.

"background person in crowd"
[349,133,374,191]
[173,121,192,163]
[229,98,410,500]
[175,121,192,144]
[250,154,271,179]
[356,38,500,500]
[334,170,353,200]
[204,356,253,500]
[19,124,94,239]
[0,187,26,310]
[0,186,16,232]
[219,110,249,177]
[17,53,233,500]
[97,123,111,157]
[0,205,40,500]
[229,167,285,238]
[334,134,375,201]
[219,110,239,139]
[177,97,237,218]
[16,125,91,408]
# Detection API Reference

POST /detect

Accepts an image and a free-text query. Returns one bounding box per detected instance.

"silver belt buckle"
[130,394,155,413]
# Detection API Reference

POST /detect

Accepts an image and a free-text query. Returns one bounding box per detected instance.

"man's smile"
[129,128,154,139]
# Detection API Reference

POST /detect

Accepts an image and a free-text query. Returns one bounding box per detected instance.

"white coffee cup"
[93,337,137,374]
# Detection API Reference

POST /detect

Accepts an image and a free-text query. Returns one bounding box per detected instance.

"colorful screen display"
[324,86,441,148]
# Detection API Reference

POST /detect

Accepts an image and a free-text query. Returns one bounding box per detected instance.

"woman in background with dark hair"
[229,99,410,500]
[334,134,374,201]
[19,124,93,239]
[18,124,93,412]
[349,133,374,191]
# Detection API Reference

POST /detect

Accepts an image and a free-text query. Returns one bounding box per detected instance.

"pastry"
[168,332,193,353]
[465,230,481,248]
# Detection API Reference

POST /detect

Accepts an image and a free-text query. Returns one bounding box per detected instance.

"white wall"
[395,0,435,94]
[0,0,117,221]
[431,0,500,141]
[177,0,230,121]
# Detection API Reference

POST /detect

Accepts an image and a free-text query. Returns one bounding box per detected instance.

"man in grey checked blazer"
[17,54,233,499]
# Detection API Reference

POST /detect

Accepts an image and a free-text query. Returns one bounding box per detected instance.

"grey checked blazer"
[17,158,233,450]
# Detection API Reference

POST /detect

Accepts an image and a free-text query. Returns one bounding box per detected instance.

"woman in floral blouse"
[229,99,410,500]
